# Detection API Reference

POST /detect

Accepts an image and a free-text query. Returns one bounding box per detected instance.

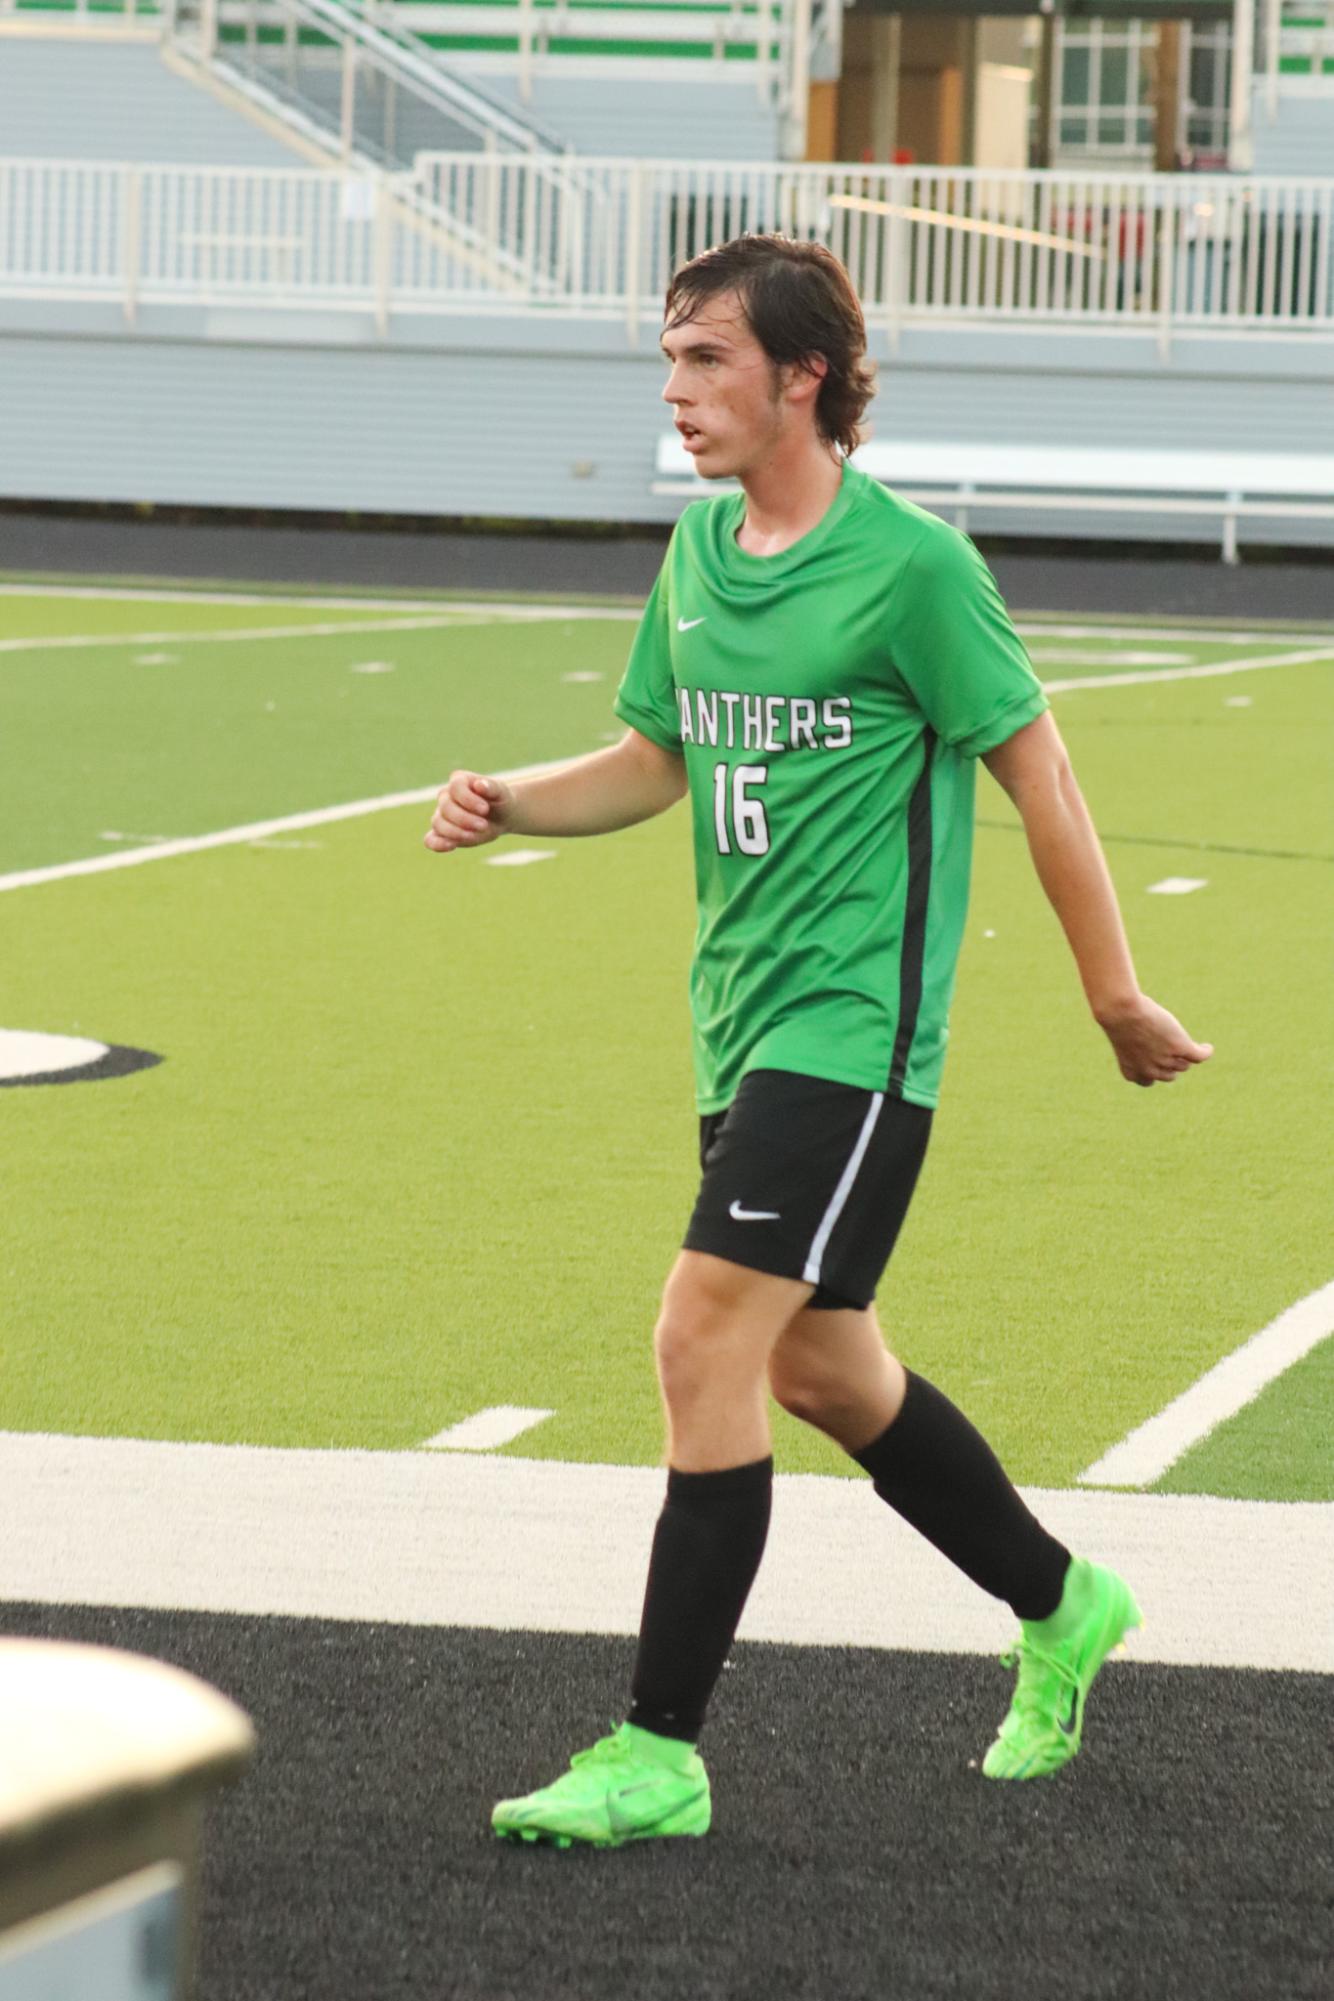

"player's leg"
[492,1250,810,1848]
[628,1249,810,1737]
[769,1303,1141,1779]
[770,1301,1071,1613]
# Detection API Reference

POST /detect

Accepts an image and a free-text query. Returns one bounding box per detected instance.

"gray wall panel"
[0,42,305,166]
[1251,88,1334,177]
[464,72,781,159]
[1,324,1332,550]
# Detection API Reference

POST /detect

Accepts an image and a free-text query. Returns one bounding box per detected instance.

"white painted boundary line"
[424,1407,555,1451]
[0,761,565,895]
[1043,643,1334,694]
[0,615,475,656]
[5,584,1330,649]
[0,584,640,624]
[0,1431,1328,1670]
[6,643,1328,900]
[1079,1279,1334,1489]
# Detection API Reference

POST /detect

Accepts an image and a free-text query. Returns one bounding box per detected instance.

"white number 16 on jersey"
[712,762,770,857]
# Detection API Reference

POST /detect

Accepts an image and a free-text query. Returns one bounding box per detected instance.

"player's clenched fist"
[424,770,513,852]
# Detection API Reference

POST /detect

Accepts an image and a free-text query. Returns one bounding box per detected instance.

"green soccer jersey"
[613,459,1048,1115]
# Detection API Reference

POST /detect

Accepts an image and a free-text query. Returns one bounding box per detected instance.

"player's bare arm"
[424,727,687,852]
[982,711,1213,1087]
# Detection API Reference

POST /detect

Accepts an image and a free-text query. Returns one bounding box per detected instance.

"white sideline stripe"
[0,585,639,623]
[423,1407,555,1452]
[0,1432,1328,1672]
[1019,620,1334,646]
[5,587,1328,649]
[1147,877,1209,895]
[1078,1280,1334,1489]
[0,760,569,895]
[1043,644,1334,694]
[0,614,472,655]
[8,643,1327,899]
[802,1091,884,1285]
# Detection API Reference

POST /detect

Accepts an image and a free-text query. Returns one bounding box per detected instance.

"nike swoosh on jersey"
[729,1200,780,1222]
[677,616,707,631]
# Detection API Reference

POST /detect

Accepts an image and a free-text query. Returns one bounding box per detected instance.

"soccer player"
[426,234,1212,1848]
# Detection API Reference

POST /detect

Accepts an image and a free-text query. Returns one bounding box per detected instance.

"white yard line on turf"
[1018,620,1334,646]
[424,1407,556,1451]
[1079,1279,1334,1489]
[5,644,1328,898]
[1043,643,1334,694]
[5,585,1331,650]
[0,614,482,655]
[0,1430,1328,1671]
[0,585,639,624]
[0,761,565,895]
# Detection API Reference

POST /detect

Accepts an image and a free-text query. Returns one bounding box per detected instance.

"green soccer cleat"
[492,1722,712,1849]
[982,1558,1143,1781]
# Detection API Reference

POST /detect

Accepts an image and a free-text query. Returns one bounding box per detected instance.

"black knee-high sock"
[628,1456,773,1743]
[854,1372,1070,1621]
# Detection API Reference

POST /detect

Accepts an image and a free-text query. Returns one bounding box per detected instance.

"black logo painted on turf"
[0,1044,164,1089]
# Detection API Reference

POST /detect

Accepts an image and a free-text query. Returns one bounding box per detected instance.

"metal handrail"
[162,0,570,156]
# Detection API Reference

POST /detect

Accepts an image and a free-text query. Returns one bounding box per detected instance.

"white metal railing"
[3,158,1332,347]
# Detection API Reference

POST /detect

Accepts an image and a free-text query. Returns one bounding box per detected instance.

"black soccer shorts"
[683,1068,933,1311]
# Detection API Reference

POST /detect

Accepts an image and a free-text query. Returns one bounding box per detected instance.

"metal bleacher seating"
[654,434,1334,564]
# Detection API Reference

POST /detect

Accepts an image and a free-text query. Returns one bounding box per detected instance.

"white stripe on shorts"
[802,1091,885,1287]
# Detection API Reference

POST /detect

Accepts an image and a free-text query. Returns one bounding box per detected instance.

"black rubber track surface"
[3,1603,1329,2001]
[3,509,1333,620]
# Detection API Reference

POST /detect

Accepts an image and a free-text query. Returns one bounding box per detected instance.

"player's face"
[660,293,795,479]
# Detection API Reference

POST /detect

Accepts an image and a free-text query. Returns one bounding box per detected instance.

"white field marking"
[0,1030,108,1080]
[484,849,556,868]
[247,838,324,851]
[5,648,1327,901]
[0,584,1325,646]
[1147,877,1209,895]
[423,1407,555,1452]
[1079,1279,1334,1490]
[1017,619,1334,646]
[0,1431,1328,1671]
[0,757,569,896]
[0,584,640,626]
[0,614,471,657]
[1225,695,1254,707]
[350,660,395,675]
[133,652,178,666]
[98,831,171,845]
[1043,643,1334,695]
[561,670,604,682]
[1027,648,1191,667]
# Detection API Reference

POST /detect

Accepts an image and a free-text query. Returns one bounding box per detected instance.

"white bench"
[652,435,1334,564]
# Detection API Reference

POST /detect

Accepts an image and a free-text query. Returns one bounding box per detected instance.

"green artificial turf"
[1,591,1330,1501]
[1156,1335,1334,1502]
[1,599,635,874]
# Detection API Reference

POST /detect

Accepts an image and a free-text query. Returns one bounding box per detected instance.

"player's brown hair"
[663,234,877,458]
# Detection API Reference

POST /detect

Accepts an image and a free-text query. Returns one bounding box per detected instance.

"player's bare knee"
[652,1302,715,1406]
[768,1361,845,1433]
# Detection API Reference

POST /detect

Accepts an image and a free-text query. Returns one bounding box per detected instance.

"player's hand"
[1096,993,1213,1087]
[424,771,513,853]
